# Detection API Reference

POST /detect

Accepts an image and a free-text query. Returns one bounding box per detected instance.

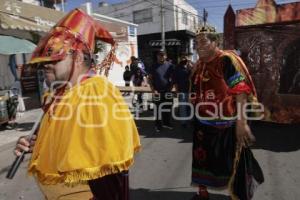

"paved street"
[0,108,299,200]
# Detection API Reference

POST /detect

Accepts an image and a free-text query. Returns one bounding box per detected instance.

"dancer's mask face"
[40,54,73,87]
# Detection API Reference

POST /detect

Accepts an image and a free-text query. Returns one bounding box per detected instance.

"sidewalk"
[0,103,44,200]
[0,105,300,199]
[0,109,41,147]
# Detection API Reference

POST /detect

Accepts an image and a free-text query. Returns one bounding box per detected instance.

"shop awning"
[0,0,136,42]
[0,35,36,55]
[149,39,181,47]
[0,0,65,32]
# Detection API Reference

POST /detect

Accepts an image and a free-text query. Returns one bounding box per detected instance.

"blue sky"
[62,0,299,32]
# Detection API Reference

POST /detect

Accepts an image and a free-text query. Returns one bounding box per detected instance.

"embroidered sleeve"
[223,56,251,95]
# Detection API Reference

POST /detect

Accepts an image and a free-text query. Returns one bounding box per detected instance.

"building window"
[133,8,152,24]
[182,10,188,25]
[193,17,196,29]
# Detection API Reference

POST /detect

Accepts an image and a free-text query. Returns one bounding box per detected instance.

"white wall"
[173,0,198,32]
[96,0,198,35]
[95,40,137,86]
[107,34,138,86]
[21,0,40,6]
[78,2,138,86]
[93,23,138,86]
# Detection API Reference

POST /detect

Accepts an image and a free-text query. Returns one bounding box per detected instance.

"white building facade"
[95,0,200,67]
[96,0,199,35]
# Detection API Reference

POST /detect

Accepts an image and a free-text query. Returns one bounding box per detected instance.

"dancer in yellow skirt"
[14,9,140,200]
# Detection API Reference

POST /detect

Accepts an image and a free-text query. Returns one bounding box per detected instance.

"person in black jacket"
[149,50,175,132]
[123,65,131,96]
[174,54,192,128]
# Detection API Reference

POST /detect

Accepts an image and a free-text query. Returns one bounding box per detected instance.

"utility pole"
[86,0,92,15]
[61,0,65,12]
[161,0,165,51]
[203,8,208,28]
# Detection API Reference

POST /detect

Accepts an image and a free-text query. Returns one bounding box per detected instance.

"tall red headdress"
[29,9,115,74]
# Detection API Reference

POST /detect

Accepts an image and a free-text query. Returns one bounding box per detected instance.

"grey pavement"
[0,109,41,147]
[0,107,299,200]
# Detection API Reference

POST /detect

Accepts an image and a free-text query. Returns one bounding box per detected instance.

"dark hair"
[157,50,166,55]
[180,60,188,65]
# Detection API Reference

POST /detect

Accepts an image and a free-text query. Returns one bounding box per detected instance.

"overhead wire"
[101,0,146,16]
[145,0,203,19]
[144,0,203,26]
[95,0,299,32]
[98,0,200,25]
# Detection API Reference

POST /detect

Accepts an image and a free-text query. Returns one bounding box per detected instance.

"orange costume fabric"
[192,50,258,123]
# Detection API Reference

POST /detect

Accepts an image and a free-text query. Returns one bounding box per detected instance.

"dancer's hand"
[14,135,37,156]
[236,122,255,147]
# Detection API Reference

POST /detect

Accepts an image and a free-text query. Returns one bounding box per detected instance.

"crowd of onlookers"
[123,51,193,132]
